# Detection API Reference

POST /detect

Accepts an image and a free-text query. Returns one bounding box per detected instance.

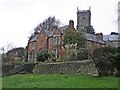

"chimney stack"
[96,33,103,41]
[69,20,74,29]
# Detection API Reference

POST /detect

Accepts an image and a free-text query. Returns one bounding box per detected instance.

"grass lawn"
[2,74,119,88]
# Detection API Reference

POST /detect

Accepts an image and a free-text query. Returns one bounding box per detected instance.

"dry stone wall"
[2,63,36,76]
[33,60,98,76]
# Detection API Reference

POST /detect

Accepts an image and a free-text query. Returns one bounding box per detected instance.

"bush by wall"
[37,51,55,62]
[92,47,120,76]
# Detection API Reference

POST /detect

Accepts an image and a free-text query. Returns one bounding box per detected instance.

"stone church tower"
[77,7,91,31]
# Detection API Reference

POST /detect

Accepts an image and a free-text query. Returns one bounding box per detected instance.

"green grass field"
[2,74,119,88]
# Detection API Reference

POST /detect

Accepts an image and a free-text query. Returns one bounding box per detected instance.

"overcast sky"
[0,0,119,49]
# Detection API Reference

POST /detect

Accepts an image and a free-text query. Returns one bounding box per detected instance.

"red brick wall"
[28,30,64,57]
[28,30,47,53]
[28,41,36,53]
[86,40,105,55]
[58,47,65,58]
[36,30,47,51]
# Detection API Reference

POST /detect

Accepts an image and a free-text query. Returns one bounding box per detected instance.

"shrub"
[37,51,50,62]
[92,47,120,76]
[77,49,88,60]
[36,51,55,62]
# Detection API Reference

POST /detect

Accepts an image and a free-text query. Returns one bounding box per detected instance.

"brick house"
[28,25,65,62]
[28,20,76,62]
[85,33,106,55]
[28,19,106,62]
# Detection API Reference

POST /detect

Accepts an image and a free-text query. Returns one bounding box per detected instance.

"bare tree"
[6,43,14,52]
[0,42,15,54]
[0,47,5,54]
[34,16,61,31]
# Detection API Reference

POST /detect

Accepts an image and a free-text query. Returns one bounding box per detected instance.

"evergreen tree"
[85,26,95,34]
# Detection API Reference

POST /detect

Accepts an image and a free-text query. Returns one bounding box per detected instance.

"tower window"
[81,16,85,20]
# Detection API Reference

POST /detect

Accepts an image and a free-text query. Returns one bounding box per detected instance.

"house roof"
[59,25,68,32]
[44,30,53,37]
[103,34,120,41]
[29,34,39,42]
[29,30,53,42]
[85,33,105,44]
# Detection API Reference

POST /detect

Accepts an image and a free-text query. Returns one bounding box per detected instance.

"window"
[32,42,36,50]
[40,40,44,48]
[49,38,53,45]
[52,48,60,58]
[57,37,60,44]
[53,36,60,45]
[52,49,56,55]
[81,16,85,20]
[53,37,57,45]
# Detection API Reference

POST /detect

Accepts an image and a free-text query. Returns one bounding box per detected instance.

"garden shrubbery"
[92,47,120,76]
[36,51,55,62]
[77,49,88,60]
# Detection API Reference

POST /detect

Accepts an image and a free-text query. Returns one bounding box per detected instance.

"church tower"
[77,7,91,31]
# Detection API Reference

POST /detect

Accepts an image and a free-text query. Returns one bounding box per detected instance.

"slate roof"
[85,33,105,44]
[29,34,39,42]
[29,30,53,42]
[44,30,53,37]
[103,34,120,41]
[59,25,68,32]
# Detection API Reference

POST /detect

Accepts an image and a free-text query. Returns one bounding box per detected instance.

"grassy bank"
[2,74,119,88]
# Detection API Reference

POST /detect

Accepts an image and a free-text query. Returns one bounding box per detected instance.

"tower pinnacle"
[89,6,91,11]
[77,6,79,12]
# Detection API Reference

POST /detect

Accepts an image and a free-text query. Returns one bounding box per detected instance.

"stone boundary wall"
[2,59,118,76]
[33,60,98,76]
[2,63,36,76]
